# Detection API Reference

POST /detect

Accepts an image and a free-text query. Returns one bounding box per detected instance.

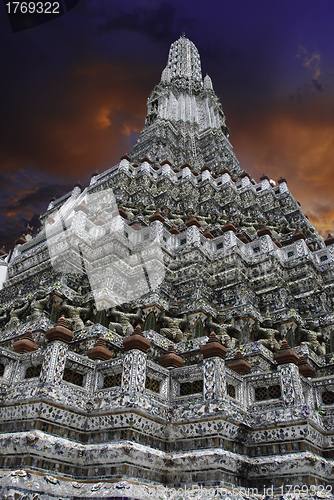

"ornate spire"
[130,36,240,174]
[162,35,203,85]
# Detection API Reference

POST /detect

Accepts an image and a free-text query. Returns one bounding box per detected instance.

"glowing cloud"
[297,45,321,80]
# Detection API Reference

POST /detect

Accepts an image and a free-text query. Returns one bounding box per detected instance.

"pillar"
[122,325,150,395]
[39,317,73,391]
[201,332,227,400]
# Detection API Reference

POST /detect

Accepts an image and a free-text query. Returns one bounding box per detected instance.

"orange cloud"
[95,106,112,129]
[1,57,332,241]
[4,208,34,217]
[307,210,334,238]
[297,45,321,80]
[0,61,152,178]
[231,97,334,237]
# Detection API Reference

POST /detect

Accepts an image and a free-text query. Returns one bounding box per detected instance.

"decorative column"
[122,325,150,395]
[259,234,275,253]
[274,340,305,407]
[0,351,17,386]
[149,211,165,243]
[277,176,289,193]
[221,220,237,249]
[119,155,131,173]
[186,216,201,246]
[89,170,99,185]
[72,200,90,237]
[71,181,82,199]
[169,225,180,250]
[140,160,151,175]
[200,332,227,400]
[240,172,251,187]
[39,316,73,390]
[181,163,191,179]
[220,169,232,185]
[161,162,172,176]
[0,247,8,290]
[260,173,270,190]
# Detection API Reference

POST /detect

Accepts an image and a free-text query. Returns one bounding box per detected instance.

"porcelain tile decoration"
[0,35,334,499]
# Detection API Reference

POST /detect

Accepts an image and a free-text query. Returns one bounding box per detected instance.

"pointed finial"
[86,336,112,361]
[22,329,34,342]
[182,32,185,37]
[159,343,184,368]
[45,313,73,344]
[95,336,106,348]
[279,339,291,351]
[207,331,220,343]
[132,324,143,336]
[57,314,68,329]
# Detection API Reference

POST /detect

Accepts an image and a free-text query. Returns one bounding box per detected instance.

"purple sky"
[1,0,334,250]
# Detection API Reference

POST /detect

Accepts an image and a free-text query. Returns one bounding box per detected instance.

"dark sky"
[1,0,334,250]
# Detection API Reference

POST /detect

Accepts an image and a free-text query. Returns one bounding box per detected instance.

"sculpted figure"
[317,342,327,356]
[0,307,9,327]
[278,220,295,236]
[60,296,91,331]
[159,306,189,342]
[216,210,228,225]
[242,212,253,226]
[27,288,50,321]
[108,305,142,337]
[252,318,281,352]
[296,321,326,355]
[205,314,238,348]
[6,300,29,330]
[108,308,124,336]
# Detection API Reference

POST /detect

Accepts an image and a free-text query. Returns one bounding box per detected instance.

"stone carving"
[296,321,327,355]
[27,288,50,322]
[205,314,238,348]
[59,296,91,331]
[252,318,281,352]
[108,305,142,337]
[159,307,189,342]
[6,300,29,330]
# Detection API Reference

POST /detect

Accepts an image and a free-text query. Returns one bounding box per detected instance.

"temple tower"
[131,34,241,173]
[0,35,334,499]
